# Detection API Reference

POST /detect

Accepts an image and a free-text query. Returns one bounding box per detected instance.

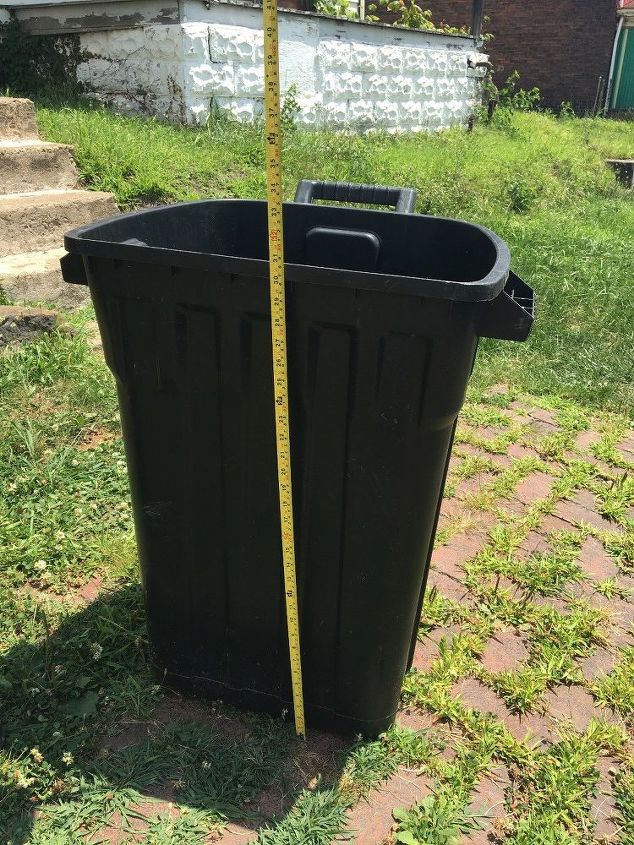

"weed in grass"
[592,647,634,721]
[392,791,484,845]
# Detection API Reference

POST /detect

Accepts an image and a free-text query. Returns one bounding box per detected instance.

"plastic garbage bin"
[61,180,534,737]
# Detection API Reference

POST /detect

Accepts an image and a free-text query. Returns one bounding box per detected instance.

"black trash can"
[61,180,534,737]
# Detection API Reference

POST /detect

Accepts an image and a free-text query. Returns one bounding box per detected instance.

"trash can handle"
[478,271,535,341]
[294,180,417,213]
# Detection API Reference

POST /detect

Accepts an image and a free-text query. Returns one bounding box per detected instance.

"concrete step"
[0,97,39,141]
[0,140,79,193]
[0,247,90,310]
[0,189,117,257]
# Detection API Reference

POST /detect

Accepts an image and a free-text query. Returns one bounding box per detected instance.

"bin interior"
[72,200,504,290]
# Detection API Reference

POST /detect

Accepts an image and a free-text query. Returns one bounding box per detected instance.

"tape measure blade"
[262,0,306,738]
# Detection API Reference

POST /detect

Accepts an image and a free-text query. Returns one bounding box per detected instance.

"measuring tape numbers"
[262,0,306,738]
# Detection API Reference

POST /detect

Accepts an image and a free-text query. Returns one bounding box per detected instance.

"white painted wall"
[75,2,487,130]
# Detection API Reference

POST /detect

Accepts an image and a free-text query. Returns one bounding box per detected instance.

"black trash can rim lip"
[64,198,511,303]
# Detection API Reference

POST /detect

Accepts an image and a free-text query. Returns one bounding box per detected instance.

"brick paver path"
[208,394,632,844]
[330,392,633,845]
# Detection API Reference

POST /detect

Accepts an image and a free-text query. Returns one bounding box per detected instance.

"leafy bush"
[0,18,86,99]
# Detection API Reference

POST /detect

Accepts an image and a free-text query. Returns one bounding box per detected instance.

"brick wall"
[368,0,618,111]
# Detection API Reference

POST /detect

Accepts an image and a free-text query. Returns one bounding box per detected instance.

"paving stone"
[432,545,469,580]
[538,512,577,536]
[479,628,529,674]
[396,707,437,732]
[532,594,571,615]
[616,435,634,458]
[554,493,620,532]
[590,756,620,842]
[514,472,555,506]
[412,626,463,672]
[576,647,619,682]
[507,442,540,460]
[451,679,552,745]
[579,537,620,581]
[518,531,552,557]
[426,569,470,602]
[543,685,605,732]
[340,768,433,845]
[455,472,496,502]
[432,534,484,579]
[465,765,510,842]
[575,429,601,451]
[440,496,463,521]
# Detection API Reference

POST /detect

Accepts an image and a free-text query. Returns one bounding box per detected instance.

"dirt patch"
[77,428,116,451]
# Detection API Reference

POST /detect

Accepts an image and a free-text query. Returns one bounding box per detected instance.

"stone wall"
[370,0,617,112]
[74,1,486,130]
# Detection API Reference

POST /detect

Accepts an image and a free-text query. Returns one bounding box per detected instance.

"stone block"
[348,99,374,124]
[435,77,456,100]
[403,48,427,73]
[350,43,377,72]
[378,45,403,72]
[322,100,348,125]
[388,74,416,97]
[210,25,256,63]
[318,39,351,69]
[188,62,234,96]
[399,101,423,124]
[374,99,399,125]
[181,23,211,62]
[416,76,435,98]
[234,65,264,97]
[364,73,388,96]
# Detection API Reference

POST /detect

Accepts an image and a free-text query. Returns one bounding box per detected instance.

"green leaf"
[392,808,408,822]
[0,674,13,692]
[75,675,92,689]
[396,832,419,845]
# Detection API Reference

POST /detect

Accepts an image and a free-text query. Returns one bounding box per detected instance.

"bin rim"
[64,198,511,303]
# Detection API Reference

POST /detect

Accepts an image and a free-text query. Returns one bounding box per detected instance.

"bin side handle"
[477,271,535,341]
[294,180,417,214]
[60,253,88,286]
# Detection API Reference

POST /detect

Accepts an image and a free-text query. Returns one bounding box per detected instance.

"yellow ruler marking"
[262,0,305,738]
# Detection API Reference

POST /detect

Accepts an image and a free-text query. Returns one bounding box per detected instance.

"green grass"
[0,320,631,844]
[32,102,634,414]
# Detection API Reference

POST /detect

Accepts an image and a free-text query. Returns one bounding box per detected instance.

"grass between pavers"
[1,316,633,844]
[33,102,634,414]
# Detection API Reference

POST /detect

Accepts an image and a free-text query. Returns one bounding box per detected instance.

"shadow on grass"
[0,585,354,844]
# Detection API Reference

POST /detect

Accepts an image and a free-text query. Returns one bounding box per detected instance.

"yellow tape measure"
[262,0,306,738]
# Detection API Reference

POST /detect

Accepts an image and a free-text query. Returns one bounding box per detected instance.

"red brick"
[554,496,618,532]
[574,430,601,452]
[518,531,552,558]
[450,679,552,745]
[411,626,464,672]
[426,570,470,603]
[465,766,509,840]
[507,443,539,461]
[543,685,604,732]
[456,473,496,501]
[590,757,620,842]
[514,472,555,506]
[538,513,576,537]
[578,537,619,581]
[479,628,529,674]
[576,647,619,683]
[340,769,433,845]
[616,435,634,458]
[396,707,437,732]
